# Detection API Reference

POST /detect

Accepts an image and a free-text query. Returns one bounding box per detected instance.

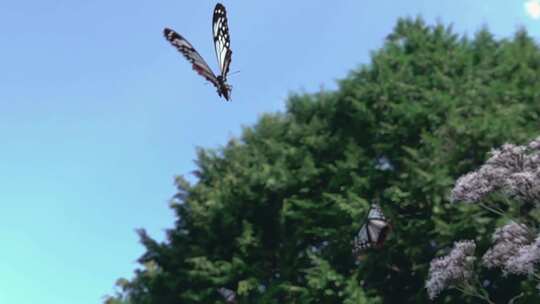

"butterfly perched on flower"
[163,3,233,101]
[352,204,391,255]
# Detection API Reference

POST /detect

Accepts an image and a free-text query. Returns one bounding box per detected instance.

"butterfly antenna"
[229,70,241,77]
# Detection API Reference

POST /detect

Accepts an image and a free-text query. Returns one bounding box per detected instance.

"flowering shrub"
[426,241,477,299]
[427,136,540,302]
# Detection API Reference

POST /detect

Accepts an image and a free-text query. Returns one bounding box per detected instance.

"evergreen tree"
[105,18,540,303]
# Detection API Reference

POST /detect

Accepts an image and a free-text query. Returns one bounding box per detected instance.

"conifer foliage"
[104,18,540,303]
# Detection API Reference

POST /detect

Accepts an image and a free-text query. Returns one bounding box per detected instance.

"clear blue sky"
[0,1,538,303]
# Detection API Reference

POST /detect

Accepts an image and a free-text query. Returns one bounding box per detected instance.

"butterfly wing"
[352,204,390,254]
[353,222,372,253]
[212,3,232,79]
[366,204,390,247]
[367,219,390,246]
[367,204,386,221]
[163,27,220,89]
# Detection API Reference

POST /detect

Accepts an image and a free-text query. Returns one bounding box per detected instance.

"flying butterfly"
[352,204,391,255]
[163,3,233,101]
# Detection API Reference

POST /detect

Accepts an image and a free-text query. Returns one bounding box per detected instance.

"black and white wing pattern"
[163,28,220,88]
[212,3,232,79]
[163,3,233,101]
[352,204,391,254]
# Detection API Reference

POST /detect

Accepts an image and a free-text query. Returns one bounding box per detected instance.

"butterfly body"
[216,75,231,100]
[164,3,233,101]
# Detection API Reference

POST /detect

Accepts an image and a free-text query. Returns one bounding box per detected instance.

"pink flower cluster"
[426,240,476,299]
[451,137,540,204]
[482,222,532,270]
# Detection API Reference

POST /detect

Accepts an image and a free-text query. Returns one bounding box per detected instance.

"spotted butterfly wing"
[163,3,232,101]
[352,204,391,255]
[163,28,219,86]
[213,3,232,80]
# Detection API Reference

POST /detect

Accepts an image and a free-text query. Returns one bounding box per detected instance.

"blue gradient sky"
[0,1,538,303]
